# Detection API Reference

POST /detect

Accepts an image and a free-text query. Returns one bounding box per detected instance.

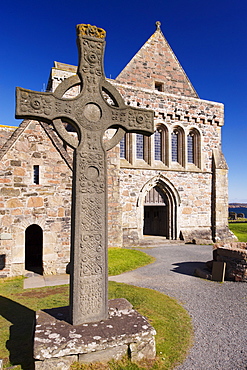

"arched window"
[120,134,126,159]
[153,125,168,165]
[136,134,144,160]
[154,130,162,161]
[171,127,185,166]
[119,133,132,163]
[187,128,201,167]
[171,131,178,162]
[187,133,194,163]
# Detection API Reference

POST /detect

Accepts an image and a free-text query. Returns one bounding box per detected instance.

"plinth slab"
[34,299,156,369]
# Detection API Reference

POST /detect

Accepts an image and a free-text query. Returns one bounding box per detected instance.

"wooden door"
[143,186,169,237]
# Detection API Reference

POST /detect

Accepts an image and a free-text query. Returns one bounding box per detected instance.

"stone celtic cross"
[16,24,154,325]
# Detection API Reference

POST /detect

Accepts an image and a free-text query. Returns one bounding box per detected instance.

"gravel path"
[109,244,247,369]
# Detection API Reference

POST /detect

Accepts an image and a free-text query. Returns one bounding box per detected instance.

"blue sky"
[0,0,246,202]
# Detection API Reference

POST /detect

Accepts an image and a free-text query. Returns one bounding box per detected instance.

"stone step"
[140,236,185,246]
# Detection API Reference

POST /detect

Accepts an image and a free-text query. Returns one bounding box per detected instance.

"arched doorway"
[143,186,169,237]
[25,224,43,274]
[138,176,180,240]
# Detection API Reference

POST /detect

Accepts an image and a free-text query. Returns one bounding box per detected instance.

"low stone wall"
[213,242,247,282]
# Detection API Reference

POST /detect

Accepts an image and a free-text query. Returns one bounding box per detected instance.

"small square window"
[155,82,164,92]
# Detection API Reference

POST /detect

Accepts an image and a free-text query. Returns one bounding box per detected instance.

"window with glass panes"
[154,130,162,161]
[136,134,144,159]
[187,133,194,163]
[120,135,126,159]
[171,131,178,162]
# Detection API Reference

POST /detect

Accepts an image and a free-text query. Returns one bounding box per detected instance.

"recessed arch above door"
[144,186,169,237]
[137,175,181,240]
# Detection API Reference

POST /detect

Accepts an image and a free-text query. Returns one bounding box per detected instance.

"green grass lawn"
[108,247,155,275]
[228,222,247,242]
[0,248,192,370]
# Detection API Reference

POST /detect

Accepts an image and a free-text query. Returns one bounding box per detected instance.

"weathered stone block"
[0,187,20,196]
[79,345,128,363]
[10,160,21,166]
[0,233,12,240]
[182,207,192,214]
[123,228,140,246]
[34,299,156,366]
[2,215,14,227]
[130,336,156,362]
[32,152,42,158]
[212,243,247,282]
[6,198,23,208]
[35,355,78,370]
[217,247,247,260]
[11,208,23,216]
[11,263,25,276]
[27,196,44,207]
[13,167,25,176]
[180,228,213,244]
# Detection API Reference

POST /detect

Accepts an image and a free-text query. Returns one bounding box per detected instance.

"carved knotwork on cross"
[16,23,154,325]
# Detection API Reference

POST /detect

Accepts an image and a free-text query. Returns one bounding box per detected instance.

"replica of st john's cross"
[16,23,154,325]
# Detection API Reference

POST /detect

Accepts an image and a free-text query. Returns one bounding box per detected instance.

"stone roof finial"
[156,21,161,31]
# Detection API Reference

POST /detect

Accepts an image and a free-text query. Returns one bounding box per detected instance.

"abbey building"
[0,23,234,277]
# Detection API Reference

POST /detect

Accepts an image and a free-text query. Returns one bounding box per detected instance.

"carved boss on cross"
[16,24,154,325]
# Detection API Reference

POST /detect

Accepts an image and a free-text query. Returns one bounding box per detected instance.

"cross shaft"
[16,23,154,325]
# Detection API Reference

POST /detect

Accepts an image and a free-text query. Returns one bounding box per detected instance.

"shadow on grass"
[0,295,35,370]
[171,261,207,276]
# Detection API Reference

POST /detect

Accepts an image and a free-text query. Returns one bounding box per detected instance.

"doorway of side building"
[25,224,43,274]
[143,186,169,237]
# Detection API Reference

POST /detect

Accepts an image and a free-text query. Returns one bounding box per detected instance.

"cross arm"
[103,103,154,151]
[109,105,154,136]
[15,87,74,125]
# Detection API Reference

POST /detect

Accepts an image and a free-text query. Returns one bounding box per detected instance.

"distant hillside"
[229,203,247,208]
[229,204,247,218]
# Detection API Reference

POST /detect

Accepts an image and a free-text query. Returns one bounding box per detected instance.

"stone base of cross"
[33,299,156,368]
[16,23,154,325]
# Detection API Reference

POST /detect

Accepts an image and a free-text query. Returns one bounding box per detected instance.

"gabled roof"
[116,22,198,98]
[0,120,30,160]
[0,125,16,148]
[0,120,73,169]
